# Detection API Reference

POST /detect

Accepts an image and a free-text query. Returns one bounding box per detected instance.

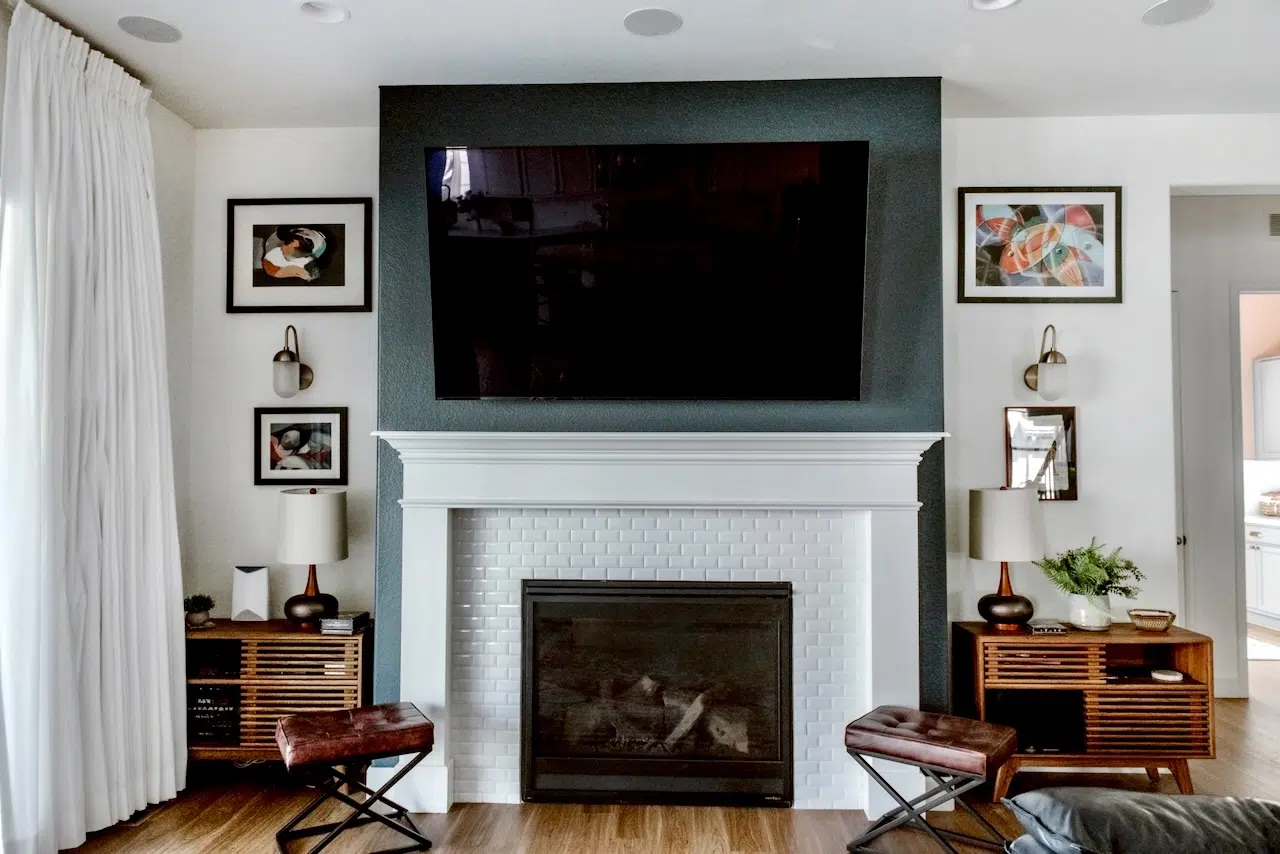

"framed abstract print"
[959,187,1121,304]
[1006,406,1078,501]
[227,198,372,313]
[254,407,348,486]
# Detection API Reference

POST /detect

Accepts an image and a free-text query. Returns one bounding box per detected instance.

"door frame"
[1226,281,1280,688]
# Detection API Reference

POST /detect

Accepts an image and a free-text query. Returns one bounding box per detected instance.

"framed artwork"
[1006,406,1077,501]
[253,407,348,486]
[227,198,372,313]
[958,187,1121,304]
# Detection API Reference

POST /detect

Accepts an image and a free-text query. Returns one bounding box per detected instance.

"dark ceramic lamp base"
[979,561,1034,632]
[286,564,338,629]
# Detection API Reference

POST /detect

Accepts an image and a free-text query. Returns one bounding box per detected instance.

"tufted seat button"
[844,705,1016,777]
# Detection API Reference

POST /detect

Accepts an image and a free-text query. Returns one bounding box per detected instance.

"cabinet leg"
[1145,767,1160,784]
[992,758,1019,802]
[1169,760,1194,794]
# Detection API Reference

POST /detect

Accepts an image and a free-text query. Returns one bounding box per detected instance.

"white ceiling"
[32,0,1280,129]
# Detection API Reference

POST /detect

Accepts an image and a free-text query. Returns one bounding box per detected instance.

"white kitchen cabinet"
[1246,538,1261,610]
[1261,544,1280,617]
[1253,357,1280,460]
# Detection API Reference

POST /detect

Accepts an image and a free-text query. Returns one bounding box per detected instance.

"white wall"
[149,101,197,587]
[944,114,1280,697]
[188,128,379,617]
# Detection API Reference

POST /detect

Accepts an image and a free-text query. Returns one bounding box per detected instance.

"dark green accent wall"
[376,79,947,714]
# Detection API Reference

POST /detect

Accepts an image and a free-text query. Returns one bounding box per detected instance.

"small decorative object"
[184,594,215,628]
[226,197,372,313]
[1260,492,1280,517]
[969,487,1044,631]
[958,186,1122,304]
[278,487,348,628]
[1128,608,1176,632]
[254,406,347,486]
[1023,325,1068,402]
[1028,618,1068,634]
[1151,669,1185,683]
[1007,406,1078,501]
[1036,538,1145,631]
[320,611,371,635]
[272,325,314,399]
[231,565,270,621]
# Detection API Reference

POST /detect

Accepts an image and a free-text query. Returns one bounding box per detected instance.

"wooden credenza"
[953,622,1214,800]
[186,620,371,761]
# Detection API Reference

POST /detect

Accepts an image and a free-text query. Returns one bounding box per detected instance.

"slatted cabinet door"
[187,620,370,761]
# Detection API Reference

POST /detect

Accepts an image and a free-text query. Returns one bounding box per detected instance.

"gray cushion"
[1004,787,1280,854]
[1009,834,1058,854]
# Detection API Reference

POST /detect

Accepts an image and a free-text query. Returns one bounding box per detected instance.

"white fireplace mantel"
[370,431,946,815]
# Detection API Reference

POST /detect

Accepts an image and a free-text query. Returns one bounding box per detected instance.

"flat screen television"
[424,140,870,400]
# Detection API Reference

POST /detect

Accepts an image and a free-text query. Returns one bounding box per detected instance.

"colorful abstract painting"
[959,188,1121,303]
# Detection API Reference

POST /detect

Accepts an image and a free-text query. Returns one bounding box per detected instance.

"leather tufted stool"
[844,706,1016,853]
[275,702,434,853]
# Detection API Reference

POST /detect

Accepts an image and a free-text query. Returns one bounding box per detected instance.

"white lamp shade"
[278,488,348,565]
[969,487,1043,563]
[274,360,301,398]
[1037,361,1068,402]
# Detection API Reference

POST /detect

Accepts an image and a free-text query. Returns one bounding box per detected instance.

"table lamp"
[278,487,348,628]
[969,486,1043,632]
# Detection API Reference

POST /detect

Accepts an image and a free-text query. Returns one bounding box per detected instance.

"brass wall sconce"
[273,325,314,399]
[1024,324,1068,402]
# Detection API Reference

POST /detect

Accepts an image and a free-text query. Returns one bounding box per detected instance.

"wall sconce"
[1023,324,1068,401]
[273,325,313,399]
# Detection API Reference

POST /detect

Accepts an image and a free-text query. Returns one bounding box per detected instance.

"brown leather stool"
[844,706,1016,853]
[275,702,434,854]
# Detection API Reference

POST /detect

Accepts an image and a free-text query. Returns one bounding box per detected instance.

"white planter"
[1067,594,1112,631]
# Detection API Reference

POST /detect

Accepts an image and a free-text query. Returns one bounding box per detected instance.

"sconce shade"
[278,488,349,565]
[969,487,1043,563]
[274,359,301,398]
[1037,361,1068,402]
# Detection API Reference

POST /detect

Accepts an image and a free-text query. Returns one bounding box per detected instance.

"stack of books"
[320,611,370,635]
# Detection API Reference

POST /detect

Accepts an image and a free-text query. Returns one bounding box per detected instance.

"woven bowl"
[1128,609,1175,632]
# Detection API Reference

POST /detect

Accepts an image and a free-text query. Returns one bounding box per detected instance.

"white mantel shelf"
[373,431,948,510]
[369,430,947,815]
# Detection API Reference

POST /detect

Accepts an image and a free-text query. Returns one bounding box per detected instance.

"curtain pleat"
[0,4,186,851]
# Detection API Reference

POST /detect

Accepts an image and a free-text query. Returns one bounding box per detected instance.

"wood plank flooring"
[70,662,1280,854]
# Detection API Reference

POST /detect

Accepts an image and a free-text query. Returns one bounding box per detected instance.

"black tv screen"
[425,141,870,400]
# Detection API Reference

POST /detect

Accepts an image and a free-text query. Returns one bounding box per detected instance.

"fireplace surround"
[370,431,946,816]
[522,580,794,806]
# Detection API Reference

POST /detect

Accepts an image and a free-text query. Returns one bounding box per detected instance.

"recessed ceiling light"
[117,16,182,43]
[1141,0,1214,26]
[624,8,683,37]
[969,0,1021,10]
[299,1,351,24]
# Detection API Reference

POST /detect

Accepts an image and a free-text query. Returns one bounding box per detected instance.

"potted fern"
[1035,539,1145,631]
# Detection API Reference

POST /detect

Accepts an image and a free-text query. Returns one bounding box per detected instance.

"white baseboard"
[1248,610,1280,632]
[1215,674,1247,698]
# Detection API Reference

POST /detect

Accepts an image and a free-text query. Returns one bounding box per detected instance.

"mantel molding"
[373,431,948,466]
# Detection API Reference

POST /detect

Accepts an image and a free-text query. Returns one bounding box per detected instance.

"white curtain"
[0,4,186,852]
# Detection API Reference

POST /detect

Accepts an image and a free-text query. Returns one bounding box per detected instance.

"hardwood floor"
[71,663,1280,854]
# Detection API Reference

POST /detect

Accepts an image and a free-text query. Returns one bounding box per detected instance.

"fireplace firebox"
[520,580,793,806]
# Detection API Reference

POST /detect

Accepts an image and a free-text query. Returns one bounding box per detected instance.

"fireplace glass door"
[521,581,793,806]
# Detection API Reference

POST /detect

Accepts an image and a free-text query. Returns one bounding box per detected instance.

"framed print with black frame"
[958,187,1121,304]
[1006,406,1077,501]
[227,198,373,313]
[254,407,348,486]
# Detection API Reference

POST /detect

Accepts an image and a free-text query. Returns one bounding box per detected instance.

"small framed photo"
[254,407,348,486]
[958,187,1121,304]
[227,198,372,313]
[1006,406,1077,501]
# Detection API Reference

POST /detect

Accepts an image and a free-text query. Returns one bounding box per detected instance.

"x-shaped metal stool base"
[846,749,1011,854]
[277,751,433,854]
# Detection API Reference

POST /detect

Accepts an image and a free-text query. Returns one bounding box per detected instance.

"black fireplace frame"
[520,580,794,807]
